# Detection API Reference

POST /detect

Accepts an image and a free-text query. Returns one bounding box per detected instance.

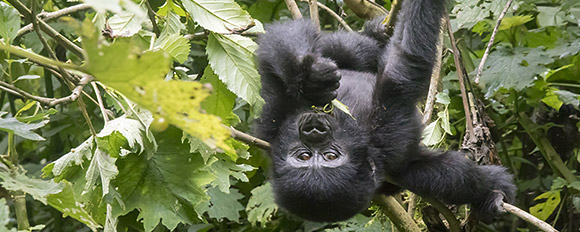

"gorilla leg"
[391,149,516,221]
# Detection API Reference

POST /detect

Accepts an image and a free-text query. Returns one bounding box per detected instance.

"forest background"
[0,0,579,231]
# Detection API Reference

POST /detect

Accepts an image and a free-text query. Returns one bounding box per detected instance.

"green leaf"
[451,0,490,31]
[554,90,580,108]
[83,0,146,20]
[44,137,94,179]
[14,74,41,82]
[157,0,186,16]
[84,148,118,196]
[541,88,563,111]
[81,20,232,153]
[111,128,214,232]
[537,6,566,27]
[200,66,240,126]
[0,2,20,44]
[332,99,356,120]
[197,186,244,222]
[499,15,534,30]
[0,171,63,205]
[480,47,553,97]
[422,119,443,146]
[568,181,580,191]
[96,117,150,157]
[246,183,278,226]
[325,214,391,232]
[529,190,561,221]
[207,157,254,193]
[435,92,451,105]
[0,199,16,232]
[207,33,264,113]
[573,197,580,213]
[0,114,48,141]
[162,10,185,34]
[47,182,102,230]
[107,11,145,37]
[155,33,190,63]
[181,0,257,33]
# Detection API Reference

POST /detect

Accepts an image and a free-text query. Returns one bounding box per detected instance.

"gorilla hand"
[300,55,341,106]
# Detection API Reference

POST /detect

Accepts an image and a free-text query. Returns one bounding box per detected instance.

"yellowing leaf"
[81,20,231,153]
[529,190,561,221]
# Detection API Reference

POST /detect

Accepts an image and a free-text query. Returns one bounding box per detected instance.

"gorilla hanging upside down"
[254,0,516,222]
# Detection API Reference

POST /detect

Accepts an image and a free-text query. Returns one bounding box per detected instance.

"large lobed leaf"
[111,128,215,232]
[207,33,264,113]
[480,47,554,98]
[81,21,231,153]
[181,0,256,33]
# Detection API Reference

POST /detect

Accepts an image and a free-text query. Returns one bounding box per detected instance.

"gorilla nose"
[299,113,332,143]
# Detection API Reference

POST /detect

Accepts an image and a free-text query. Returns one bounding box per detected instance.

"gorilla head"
[269,112,377,222]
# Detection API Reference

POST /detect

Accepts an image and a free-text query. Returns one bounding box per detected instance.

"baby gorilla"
[254,0,516,222]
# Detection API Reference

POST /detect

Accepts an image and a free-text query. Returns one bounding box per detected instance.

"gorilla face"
[270,112,377,222]
[287,113,348,168]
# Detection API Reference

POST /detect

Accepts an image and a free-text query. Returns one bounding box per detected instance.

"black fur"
[255,0,516,222]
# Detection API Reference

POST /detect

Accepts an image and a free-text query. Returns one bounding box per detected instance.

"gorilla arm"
[256,20,341,142]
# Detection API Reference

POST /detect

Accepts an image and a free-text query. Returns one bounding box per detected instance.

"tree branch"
[16,3,91,37]
[145,0,161,37]
[229,127,270,150]
[6,0,84,58]
[503,203,558,232]
[0,42,84,72]
[0,75,93,107]
[312,1,352,31]
[474,0,513,84]
[343,0,387,19]
[375,195,422,232]
[382,0,402,36]
[284,0,303,19]
[308,0,320,30]
[445,15,474,137]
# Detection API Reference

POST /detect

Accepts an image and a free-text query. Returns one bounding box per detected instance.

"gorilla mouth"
[298,113,333,145]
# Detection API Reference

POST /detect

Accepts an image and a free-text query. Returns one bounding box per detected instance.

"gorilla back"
[255,0,516,222]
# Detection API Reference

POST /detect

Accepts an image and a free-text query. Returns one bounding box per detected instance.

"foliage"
[0,0,578,231]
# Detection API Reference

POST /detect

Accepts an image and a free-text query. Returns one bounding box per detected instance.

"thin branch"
[308,0,320,30]
[502,203,558,232]
[422,23,445,125]
[423,197,462,232]
[16,3,91,37]
[0,42,84,72]
[445,15,474,137]
[382,0,402,36]
[375,195,422,232]
[474,0,513,84]
[6,0,84,58]
[229,127,270,150]
[145,0,161,37]
[92,82,110,123]
[284,0,303,19]
[315,1,352,31]
[343,0,388,19]
[0,76,93,107]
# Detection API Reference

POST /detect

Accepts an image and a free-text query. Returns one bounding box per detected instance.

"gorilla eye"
[297,153,312,161]
[324,152,338,160]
